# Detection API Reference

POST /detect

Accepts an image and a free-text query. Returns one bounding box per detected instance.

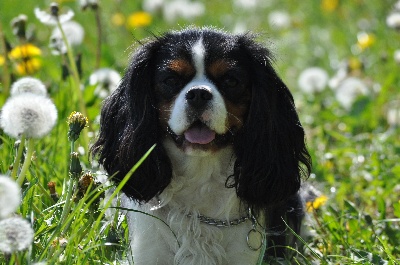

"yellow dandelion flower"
[127,11,152,29]
[306,195,328,212]
[9,44,41,59]
[15,58,41,75]
[0,56,5,66]
[67,111,88,142]
[348,57,363,72]
[357,32,375,51]
[112,12,125,26]
[321,0,339,12]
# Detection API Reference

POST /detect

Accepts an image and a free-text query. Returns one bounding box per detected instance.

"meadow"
[0,0,399,264]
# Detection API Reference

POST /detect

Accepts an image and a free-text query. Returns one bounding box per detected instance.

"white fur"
[122,36,265,265]
[122,140,265,265]
[168,38,227,136]
[192,38,206,78]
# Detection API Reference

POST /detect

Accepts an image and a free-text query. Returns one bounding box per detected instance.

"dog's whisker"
[227,112,242,125]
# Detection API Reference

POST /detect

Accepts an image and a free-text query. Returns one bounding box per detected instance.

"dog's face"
[153,33,252,155]
[91,28,311,205]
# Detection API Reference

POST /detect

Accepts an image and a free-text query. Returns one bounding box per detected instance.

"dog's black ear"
[91,40,172,202]
[232,34,312,209]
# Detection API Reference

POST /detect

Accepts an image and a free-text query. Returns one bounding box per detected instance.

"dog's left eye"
[222,76,239,88]
[163,76,183,88]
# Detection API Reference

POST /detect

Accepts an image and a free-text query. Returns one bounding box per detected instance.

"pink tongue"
[184,125,216,144]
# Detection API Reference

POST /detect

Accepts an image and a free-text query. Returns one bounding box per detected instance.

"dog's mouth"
[183,121,216,144]
[167,120,236,149]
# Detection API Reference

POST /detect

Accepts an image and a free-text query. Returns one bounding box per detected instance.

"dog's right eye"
[163,76,182,88]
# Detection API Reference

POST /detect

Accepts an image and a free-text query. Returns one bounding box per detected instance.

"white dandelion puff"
[89,68,121,98]
[233,0,259,10]
[79,0,99,10]
[34,5,74,26]
[268,10,291,30]
[0,94,58,139]
[332,77,369,110]
[298,67,329,94]
[386,12,400,29]
[143,0,164,13]
[0,217,34,253]
[162,0,205,23]
[0,176,21,219]
[49,21,84,55]
[10,77,47,97]
[386,100,400,126]
[394,50,400,64]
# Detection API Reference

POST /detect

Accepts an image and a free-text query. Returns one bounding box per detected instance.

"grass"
[0,0,399,264]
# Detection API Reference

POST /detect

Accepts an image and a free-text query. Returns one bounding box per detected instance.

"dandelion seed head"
[395,0,400,11]
[0,176,21,219]
[49,21,84,55]
[0,94,58,139]
[386,100,400,126]
[233,0,259,10]
[34,6,74,26]
[386,12,400,29]
[143,0,164,13]
[0,217,34,253]
[10,77,47,97]
[79,0,99,10]
[298,67,329,94]
[10,14,28,38]
[89,68,121,98]
[394,50,400,64]
[268,10,291,30]
[332,77,369,110]
[162,0,205,23]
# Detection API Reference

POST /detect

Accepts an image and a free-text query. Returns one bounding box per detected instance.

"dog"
[91,27,312,265]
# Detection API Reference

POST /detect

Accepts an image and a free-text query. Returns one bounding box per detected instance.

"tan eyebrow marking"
[168,59,195,76]
[208,59,231,78]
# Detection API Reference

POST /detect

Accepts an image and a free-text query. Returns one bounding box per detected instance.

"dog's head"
[91,27,311,208]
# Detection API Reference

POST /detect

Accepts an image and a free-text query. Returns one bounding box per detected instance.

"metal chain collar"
[150,198,265,252]
[187,212,249,227]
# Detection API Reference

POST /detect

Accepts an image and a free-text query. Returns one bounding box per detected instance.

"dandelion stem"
[11,134,26,180]
[0,22,11,97]
[56,18,90,147]
[16,138,35,186]
[94,7,102,69]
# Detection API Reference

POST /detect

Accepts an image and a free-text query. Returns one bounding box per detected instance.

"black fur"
[230,34,312,211]
[91,40,173,202]
[91,27,312,259]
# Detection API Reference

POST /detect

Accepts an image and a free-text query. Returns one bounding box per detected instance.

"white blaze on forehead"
[191,38,206,77]
[167,36,228,138]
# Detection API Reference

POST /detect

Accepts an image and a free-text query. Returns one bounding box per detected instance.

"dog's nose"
[185,87,213,109]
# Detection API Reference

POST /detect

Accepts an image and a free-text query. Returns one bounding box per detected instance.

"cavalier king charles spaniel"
[91,27,312,265]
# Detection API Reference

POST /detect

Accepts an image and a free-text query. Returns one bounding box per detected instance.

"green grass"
[1,0,400,264]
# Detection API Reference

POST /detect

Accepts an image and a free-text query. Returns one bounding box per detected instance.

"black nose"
[185,87,213,109]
